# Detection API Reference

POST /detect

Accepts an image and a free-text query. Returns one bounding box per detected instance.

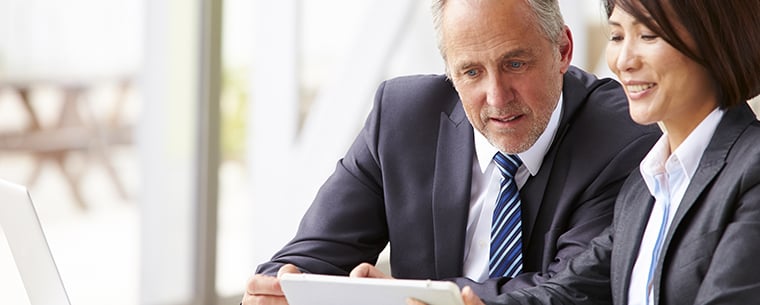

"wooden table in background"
[0,78,134,210]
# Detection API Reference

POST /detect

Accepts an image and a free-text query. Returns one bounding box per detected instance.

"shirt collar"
[640,107,724,186]
[475,94,564,175]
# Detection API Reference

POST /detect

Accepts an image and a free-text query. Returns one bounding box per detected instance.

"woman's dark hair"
[605,0,760,108]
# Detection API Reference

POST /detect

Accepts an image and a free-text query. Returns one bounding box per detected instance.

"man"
[242,0,660,304]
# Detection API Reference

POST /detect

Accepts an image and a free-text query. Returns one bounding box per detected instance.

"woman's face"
[606,7,718,144]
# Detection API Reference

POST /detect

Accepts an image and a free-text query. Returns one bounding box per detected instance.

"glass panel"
[0,0,142,304]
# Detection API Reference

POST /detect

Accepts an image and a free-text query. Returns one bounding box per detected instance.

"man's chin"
[487,136,535,155]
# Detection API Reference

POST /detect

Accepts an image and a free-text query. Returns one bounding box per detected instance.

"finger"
[242,293,289,305]
[277,264,301,277]
[350,262,391,279]
[406,297,428,305]
[349,263,373,278]
[462,286,485,305]
[246,274,283,297]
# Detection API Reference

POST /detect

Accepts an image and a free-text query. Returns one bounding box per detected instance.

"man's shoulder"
[374,74,461,114]
[561,66,660,143]
[563,66,631,121]
[563,66,624,103]
[564,66,613,88]
[381,74,454,93]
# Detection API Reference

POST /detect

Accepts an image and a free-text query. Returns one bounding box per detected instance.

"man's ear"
[558,25,573,73]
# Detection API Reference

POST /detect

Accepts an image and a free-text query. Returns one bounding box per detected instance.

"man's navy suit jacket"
[256,66,661,300]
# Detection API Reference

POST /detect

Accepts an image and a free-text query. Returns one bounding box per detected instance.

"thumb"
[462,286,485,305]
[350,263,391,279]
[277,264,301,278]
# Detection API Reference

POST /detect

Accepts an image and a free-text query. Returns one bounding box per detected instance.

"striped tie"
[489,152,524,278]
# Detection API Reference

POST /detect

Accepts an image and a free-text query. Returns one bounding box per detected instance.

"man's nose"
[486,74,514,106]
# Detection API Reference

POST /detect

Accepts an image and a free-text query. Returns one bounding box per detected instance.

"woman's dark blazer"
[500,103,760,305]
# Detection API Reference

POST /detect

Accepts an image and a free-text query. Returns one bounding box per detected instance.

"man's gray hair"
[431,0,565,57]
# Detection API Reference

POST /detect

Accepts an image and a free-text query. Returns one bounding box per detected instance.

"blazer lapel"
[666,104,754,233]
[613,176,655,305]
[520,71,588,242]
[650,103,755,300]
[431,99,475,278]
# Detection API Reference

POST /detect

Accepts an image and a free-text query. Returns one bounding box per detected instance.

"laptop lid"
[0,179,72,305]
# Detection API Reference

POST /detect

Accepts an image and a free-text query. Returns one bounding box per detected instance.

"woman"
[412,0,760,304]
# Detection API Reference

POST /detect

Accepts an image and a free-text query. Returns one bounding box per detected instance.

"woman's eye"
[609,34,623,42]
[641,34,658,41]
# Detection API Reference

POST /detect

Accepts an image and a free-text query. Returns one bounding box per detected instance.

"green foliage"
[220,67,249,161]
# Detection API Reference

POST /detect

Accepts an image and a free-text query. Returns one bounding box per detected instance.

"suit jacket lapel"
[650,103,755,300]
[520,71,588,242]
[666,104,753,232]
[431,98,475,278]
[614,177,655,305]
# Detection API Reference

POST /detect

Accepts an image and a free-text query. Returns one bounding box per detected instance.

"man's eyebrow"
[500,48,532,60]
[451,49,534,71]
[453,61,476,71]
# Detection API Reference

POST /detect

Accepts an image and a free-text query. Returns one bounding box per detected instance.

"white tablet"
[280,273,465,305]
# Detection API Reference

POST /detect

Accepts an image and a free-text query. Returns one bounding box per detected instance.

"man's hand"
[349,262,392,279]
[351,263,486,305]
[405,287,485,305]
[241,264,300,305]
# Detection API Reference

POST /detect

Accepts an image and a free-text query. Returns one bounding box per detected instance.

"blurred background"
[0,1,757,305]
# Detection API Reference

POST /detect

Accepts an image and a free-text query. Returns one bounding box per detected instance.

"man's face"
[441,0,572,154]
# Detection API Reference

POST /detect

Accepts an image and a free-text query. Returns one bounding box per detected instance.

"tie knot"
[494,152,522,178]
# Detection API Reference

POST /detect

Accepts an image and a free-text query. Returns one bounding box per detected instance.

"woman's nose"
[615,40,640,72]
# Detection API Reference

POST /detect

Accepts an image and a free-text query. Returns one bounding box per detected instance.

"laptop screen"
[0,227,32,304]
[0,179,72,305]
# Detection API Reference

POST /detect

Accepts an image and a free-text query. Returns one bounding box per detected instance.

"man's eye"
[466,69,478,77]
[507,61,525,70]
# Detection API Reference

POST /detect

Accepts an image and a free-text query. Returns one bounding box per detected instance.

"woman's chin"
[628,105,659,126]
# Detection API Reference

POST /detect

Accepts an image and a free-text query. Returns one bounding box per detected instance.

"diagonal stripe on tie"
[489,152,524,278]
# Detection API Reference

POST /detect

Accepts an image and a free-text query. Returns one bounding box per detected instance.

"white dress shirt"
[462,96,563,282]
[627,107,723,305]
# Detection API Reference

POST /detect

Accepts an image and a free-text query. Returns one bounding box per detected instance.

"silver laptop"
[0,179,72,305]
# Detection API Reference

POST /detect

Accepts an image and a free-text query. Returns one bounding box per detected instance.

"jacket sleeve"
[489,226,615,305]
